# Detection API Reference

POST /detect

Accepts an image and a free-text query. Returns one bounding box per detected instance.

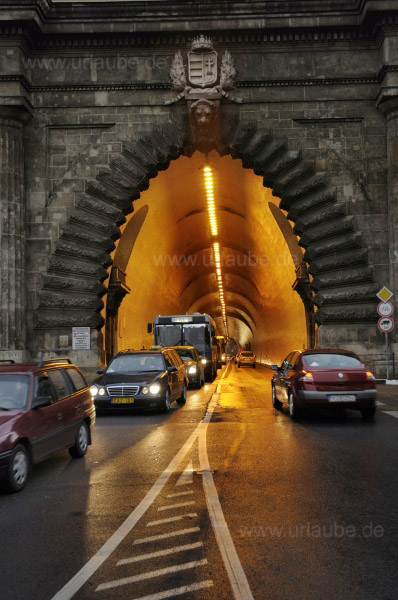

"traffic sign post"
[377,288,395,380]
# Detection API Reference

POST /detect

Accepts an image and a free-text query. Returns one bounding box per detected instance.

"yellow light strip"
[203,166,229,337]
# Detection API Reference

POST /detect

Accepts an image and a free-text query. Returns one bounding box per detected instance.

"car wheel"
[162,389,171,413]
[288,391,302,420]
[3,444,30,493]
[360,406,376,419]
[69,422,89,458]
[253,364,256,369]
[238,364,240,368]
[177,383,187,406]
[272,385,282,410]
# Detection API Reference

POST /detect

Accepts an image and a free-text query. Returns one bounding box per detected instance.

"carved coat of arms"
[165,35,242,150]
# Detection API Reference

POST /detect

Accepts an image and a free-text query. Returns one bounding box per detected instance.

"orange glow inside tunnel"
[103,151,308,366]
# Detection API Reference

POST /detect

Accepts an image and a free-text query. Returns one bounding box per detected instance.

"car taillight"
[366,371,375,381]
[300,372,314,382]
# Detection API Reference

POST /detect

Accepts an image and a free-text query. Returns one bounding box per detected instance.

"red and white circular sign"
[378,316,394,333]
[377,301,394,317]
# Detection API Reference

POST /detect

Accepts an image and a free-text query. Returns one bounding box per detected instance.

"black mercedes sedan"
[167,346,205,389]
[91,349,188,413]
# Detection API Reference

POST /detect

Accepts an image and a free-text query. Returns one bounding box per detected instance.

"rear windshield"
[303,354,363,369]
[107,354,165,373]
[0,374,30,411]
[176,349,196,361]
[241,352,254,357]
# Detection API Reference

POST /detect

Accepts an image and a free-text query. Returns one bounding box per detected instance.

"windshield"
[107,354,165,374]
[303,353,363,369]
[241,352,253,357]
[176,349,196,361]
[183,324,209,352]
[0,374,30,411]
[155,325,182,347]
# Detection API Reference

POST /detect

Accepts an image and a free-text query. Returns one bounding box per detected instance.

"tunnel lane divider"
[50,363,254,600]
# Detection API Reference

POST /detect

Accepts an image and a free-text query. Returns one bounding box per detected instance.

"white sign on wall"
[72,327,91,350]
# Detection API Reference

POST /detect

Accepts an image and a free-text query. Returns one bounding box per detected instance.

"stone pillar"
[377,92,398,371]
[0,104,32,361]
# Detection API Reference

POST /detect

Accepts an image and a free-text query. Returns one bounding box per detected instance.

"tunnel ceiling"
[115,151,308,356]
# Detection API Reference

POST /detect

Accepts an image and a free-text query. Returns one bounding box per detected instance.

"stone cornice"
[0,1,397,37]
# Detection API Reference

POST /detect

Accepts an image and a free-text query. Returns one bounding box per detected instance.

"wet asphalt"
[1,363,397,600]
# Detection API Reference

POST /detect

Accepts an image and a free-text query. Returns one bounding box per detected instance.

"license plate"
[112,398,134,404]
[328,395,356,403]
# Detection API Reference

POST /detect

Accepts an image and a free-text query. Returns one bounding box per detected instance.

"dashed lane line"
[146,513,197,527]
[382,410,398,418]
[128,580,214,600]
[116,542,204,566]
[132,527,201,545]
[95,559,208,591]
[166,490,194,498]
[157,501,195,512]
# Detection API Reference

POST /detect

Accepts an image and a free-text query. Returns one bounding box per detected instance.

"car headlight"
[188,366,197,374]
[222,354,226,360]
[149,383,161,395]
[142,387,149,395]
[90,385,105,397]
[201,358,207,365]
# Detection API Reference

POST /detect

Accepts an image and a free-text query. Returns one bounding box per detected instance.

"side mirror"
[147,322,153,334]
[97,368,104,374]
[270,365,279,371]
[32,395,52,409]
[167,366,178,373]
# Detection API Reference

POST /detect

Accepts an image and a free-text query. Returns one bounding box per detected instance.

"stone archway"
[34,115,378,364]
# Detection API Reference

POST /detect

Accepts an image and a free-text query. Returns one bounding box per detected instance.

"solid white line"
[127,580,214,600]
[167,490,194,498]
[382,410,398,418]
[50,423,203,600]
[133,527,200,545]
[157,501,195,512]
[95,559,208,591]
[198,365,254,600]
[116,542,204,565]
[146,513,197,527]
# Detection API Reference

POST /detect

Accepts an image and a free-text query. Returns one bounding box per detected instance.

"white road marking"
[116,542,204,565]
[95,559,208,591]
[133,527,201,545]
[382,410,398,418]
[198,366,255,600]
[167,490,194,498]
[175,460,194,486]
[157,500,195,512]
[375,401,386,406]
[127,580,214,600]
[146,513,197,527]
[50,423,202,600]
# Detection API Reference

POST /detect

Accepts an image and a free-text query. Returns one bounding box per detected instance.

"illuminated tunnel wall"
[108,152,307,365]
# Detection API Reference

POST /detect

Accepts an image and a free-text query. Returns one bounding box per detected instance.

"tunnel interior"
[103,151,309,365]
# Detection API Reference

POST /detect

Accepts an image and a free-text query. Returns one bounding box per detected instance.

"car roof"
[301,348,358,355]
[0,359,76,373]
[114,349,165,356]
[166,346,196,351]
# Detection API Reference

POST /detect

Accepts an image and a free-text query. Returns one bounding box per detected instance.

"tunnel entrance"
[103,151,310,366]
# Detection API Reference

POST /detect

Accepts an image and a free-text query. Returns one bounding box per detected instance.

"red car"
[0,358,95,492]
[271,349,377,419]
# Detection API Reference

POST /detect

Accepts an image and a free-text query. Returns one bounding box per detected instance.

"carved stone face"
[192,101,215,131]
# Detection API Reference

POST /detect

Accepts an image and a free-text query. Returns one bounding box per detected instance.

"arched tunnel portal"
[35,118,378,375]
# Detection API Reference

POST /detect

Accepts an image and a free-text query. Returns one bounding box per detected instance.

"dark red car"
[271,349,377,419]
[0,358,95,492]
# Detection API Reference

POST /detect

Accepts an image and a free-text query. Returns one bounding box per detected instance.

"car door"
[278,353,295,403]
[29,373,65,463]
[60,367,89,447]
[164,352,179,400]
[171,351,185,395]
[47,369,76,449]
